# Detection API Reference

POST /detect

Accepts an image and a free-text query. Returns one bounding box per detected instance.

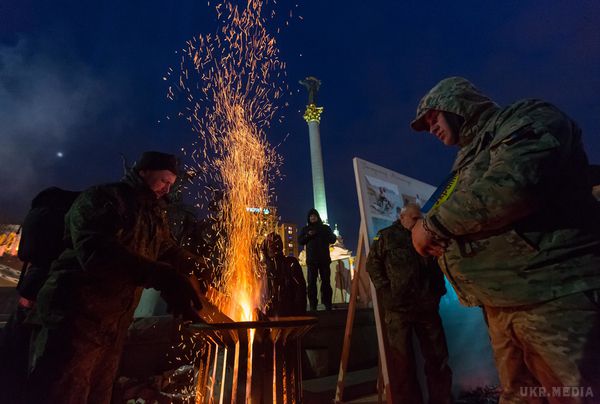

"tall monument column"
[300,76,329,224]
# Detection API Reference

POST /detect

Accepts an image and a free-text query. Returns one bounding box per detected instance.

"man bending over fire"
[26,151,211,404]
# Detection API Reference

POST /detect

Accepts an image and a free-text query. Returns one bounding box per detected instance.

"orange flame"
[174,0,286,322]
[171,0,294,401]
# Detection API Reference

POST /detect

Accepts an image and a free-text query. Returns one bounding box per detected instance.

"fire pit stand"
[190,316,317,403]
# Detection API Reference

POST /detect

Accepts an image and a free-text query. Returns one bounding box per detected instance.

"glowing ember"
[166,1,298,399]
[171,0,287,321]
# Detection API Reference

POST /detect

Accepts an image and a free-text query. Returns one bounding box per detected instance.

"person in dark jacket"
[261,232,306,317]
[26,151,211,404]
[0,188,79,404]
[298,208,337,311]
[367,203,452,404]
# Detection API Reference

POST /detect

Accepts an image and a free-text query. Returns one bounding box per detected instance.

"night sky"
[2,1,600,250]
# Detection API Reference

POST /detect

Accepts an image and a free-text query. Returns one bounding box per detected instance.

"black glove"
[147,263,203,322]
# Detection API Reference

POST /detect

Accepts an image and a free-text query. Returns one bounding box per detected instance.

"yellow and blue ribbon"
[422,172,459,214]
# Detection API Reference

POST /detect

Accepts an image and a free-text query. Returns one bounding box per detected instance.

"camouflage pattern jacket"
[414,77,600,307]
[367,221,446,311]
[32,170,207,343]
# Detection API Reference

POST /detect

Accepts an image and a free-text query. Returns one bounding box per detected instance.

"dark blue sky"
[1,1,600,250]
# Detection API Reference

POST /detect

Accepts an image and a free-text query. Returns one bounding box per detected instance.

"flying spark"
[172,0,288,321]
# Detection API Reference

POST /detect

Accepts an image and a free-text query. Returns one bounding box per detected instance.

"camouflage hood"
[410,77,500,147]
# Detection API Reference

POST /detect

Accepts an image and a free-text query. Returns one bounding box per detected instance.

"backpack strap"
[16,261,30,291]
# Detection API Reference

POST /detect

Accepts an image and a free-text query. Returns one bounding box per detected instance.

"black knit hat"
[135,151,178,175]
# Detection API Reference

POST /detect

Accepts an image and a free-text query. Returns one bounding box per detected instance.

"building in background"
[248,206,278,243]
[278,223,299,257]
[0,225,20,258]
[0,225,22,319]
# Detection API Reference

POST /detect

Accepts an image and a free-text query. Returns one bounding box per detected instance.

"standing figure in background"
[261,232,306,317]
[299,208,337,311]
[0,187,79,403]
[367,203,452,404]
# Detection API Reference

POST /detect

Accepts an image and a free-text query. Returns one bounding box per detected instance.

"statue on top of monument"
[299,76,321,105]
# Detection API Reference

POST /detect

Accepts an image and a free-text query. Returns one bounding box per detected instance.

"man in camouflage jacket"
[26,151,211,404]
[367,203,451,404]
[411,77,600,403]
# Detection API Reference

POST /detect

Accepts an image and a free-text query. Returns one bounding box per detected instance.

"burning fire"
[170,0,288,321]
[164,1,306,401]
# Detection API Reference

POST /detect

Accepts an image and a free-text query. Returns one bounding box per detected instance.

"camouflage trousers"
[26,316,130,404]
[384,303,453,404]
[484,290,600,404]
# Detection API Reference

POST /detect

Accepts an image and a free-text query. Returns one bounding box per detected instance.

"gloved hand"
[147,262,203,322]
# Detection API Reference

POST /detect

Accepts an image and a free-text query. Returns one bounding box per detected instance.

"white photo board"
[353,157,498,396]
[354,157,435,241]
